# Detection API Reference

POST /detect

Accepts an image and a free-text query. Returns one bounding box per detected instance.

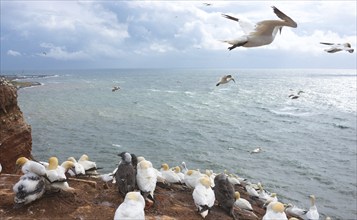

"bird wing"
[320,42,335,45]
[271,6,297,27]
[222,14,255,34]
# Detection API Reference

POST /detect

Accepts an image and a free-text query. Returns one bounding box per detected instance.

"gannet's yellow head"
[187,170,194,176]
[271,193,277,198]
[126,191,139,201]
[79,154,89,161]
[234,191,241,200]
[139,160,151,169]
[67,157,77,163]
[174,166,181,173]
[199,176,211,188]
[15,157,29,167]
[272,202,285,213]
[61,161,75,171]
[137,156,145,163]
[48,157,59,170]
[161,163,169,171]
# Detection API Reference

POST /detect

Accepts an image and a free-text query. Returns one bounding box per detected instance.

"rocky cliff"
[0,78,32,173]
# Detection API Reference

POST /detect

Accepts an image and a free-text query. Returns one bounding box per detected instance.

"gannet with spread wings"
[222,6,297,50]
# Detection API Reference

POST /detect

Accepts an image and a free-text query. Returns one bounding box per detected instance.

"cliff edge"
[0,78,32,173]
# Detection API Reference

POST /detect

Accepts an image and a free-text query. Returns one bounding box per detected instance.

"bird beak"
[232,78,236,83]
[279,27,282,34]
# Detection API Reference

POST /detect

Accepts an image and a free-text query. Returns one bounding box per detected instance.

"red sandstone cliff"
[0,78,32,173]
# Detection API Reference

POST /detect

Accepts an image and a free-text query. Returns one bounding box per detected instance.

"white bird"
[251,147,262,154]
[304,195,319,220]
[245,183,260,198]
[160,163,181,184]
[320,42,354,53]
[45,157,75,192]
[114,191,145,220]
[136,159,157,206]
[184,169,205,188]
[78,154,99,175]
[234,191,253,211]
[173,166,185,183]
[15,157,47,177]
[67,157,85,176]
[216,75,235,86]
[222,6,297,50]
[227,174,241,185]
[263,201,288,220]
[13,172,46,206]
[192,176,215,219]
[284,203,307,219]
[0,163,2,173]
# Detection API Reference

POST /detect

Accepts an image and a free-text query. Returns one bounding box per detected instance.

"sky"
[1,0,356,70]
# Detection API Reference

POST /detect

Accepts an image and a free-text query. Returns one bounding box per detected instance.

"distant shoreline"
[0,75,47,89]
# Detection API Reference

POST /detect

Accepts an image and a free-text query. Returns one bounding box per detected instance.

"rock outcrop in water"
[0,78,32,173]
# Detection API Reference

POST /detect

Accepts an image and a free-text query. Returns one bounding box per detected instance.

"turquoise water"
[5,68,357,219]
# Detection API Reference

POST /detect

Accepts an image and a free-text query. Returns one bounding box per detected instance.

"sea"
[2,68,356,219]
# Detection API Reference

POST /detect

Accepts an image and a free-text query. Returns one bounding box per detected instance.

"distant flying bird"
[216,75,235,86]
[221,6,297,50]
[112,86,120,92]
[42,52,47,55]
[203,3,211,6]
[289,90,304,99]
[320,42,354,53]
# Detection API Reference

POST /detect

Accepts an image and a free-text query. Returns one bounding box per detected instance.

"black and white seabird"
[320,42,354,53]
[213,173,237,220]
[222,6,297,50]
[115,152,136,197]
[216,75,235,86]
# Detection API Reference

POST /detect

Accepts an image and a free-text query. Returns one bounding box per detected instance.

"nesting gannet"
[263,201,288,220]
[222,6,297,50]
[160,163,181,184]
[214,173,237,219]
[78,154,99,175]
[173,166,185,183]
[192,176,215,219]
[67,157,85,176]
[245,183,259,198]
[205,169,216,187]
[15,157,47,177]
[136,159,157,206]
[13,172,46,206]
[234,191,253,211]
[115,152,136,197]
[320,42,354,53]
[45,157,75,192]
[114,191,145,220]
[184,169,205,188]
[227,174,241,185]
[216,75,235,86]
[284,203,307,219]
[181,161,189,174]
[304,195,319,220]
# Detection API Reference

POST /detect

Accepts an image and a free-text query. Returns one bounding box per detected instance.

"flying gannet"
[222,6,297,50]
[216,75,235,86]
[320,42,354,53]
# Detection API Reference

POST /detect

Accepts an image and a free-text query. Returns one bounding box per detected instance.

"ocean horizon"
[2,68,356,219]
